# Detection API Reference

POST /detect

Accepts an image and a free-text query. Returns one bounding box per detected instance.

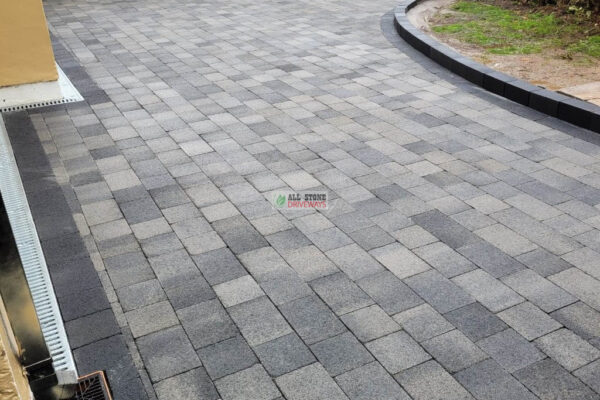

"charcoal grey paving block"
[137,326,201,382]
[357,270,423,315]
[477,329,545,372]
[276,363,349,400]
[574,359,600,394]
[514,358,598,400]
[405,270,474,314]
[310,272,373,315]
[551,302,600,340]
[177,299,238,349]
[335,362,411,400]
[74,335,148,400]
[116,279,166,312]
[455,359,538,400]
[229,296,292,346]
[65,309,120,349]
[412,209,479,249]
[155,368,218,400]
[125,300,179,338]
[395,360,474,400]
[444,302,507,342]
[453,269,524,313]
[213,215,268,254]
[215,364,281,400]
[310,332,374,376]
[254,333,316,377]
[535,328,600,371]
[394,304,454,342]
[498,302,562,340]
[164,275,216,310]
[517,248,572,277]
[348,225,395,251]
[457,240,524,278]
[341,305,400,342]
[266,228,312,252]
[502,269,577,312]
[192,247,247,285]
[104,251,155,289]
[366,331,431,374]
[57,285,110,321]
[198,335,258,380]
[421,330,487,372]
[280,295,346,344]
[148,249,199,289]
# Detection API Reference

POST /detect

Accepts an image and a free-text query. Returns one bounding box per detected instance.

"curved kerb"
[393,0,600,133]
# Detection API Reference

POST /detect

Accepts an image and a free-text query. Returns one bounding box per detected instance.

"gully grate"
[75,372,112,400]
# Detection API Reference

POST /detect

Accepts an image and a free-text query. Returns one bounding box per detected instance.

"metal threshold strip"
[0,115,78,386]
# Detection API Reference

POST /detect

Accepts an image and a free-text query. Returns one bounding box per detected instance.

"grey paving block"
[414,242,476,278]
[535,328,600,371]
[453,269,523,313]
[229,296,292,346]
[192,247,247,285]
[455,359,538,400]
[357,270,423,314]
[412,209,479,249]
[125,300,179,338]
[148,248,200,289]
[213,215,268,254]
[254,333,316,377]
[284,245,339,281]
[267,228,312,252]
[421,329,487,372]
[574,359,600,394]
[65,309,120,349]
[405,270,474,314]
[366,331,431,374]
[137,326,201,382]
[215,364,281,400]
[477,329,545,372]
[164,275,216,310]
[177,299,238,348]
[395,360,474,400]
[394,304,454,342]
[341,305,400,342]
[104,250,155,289]
[276,363,349,400]
[307,227,354,251]
[116,279,166,312]
[551,301,600,340]
[514,358,598,400]
[214,274,264,307]
[444,302,507,342]
[457,240,525,278]
[198,335,258,380]
[335,362,411,400]
[370,243,430,279]
[280,295,346,344]
[326,244,384,280]
[517,248,572,277]
[498,301,562,340]
[348,225,395,251]
[310,272,373,315]
[311,332,374,376]
[502,269,577,312]
[549,268,600,310]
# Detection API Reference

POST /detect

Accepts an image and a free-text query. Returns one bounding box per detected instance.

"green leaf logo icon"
[276,194,286,208]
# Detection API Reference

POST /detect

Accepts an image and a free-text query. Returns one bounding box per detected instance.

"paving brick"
[457,240,525,278]
[394,304,454,342]
[311,332,374,376]
[214,275,265,307]
[366,331,431,374]
[549,268,600,310]
[412,209,479,249]
[551,301,600,340]
[311,272,373,315]
[341,305,400,342]
[414,242,476,278]
[326,244,383,280]
[502,269,577,312]
[477,328,545,372]
[335,362,411,400]
[155,368,218,400]
[574,359,600,394]
[405,270,474,314]
[498,302,562,340]
[421,329,487,372]
[193,247,247,285]
[453,269,523,313]
[535,328,600,371]
[125,300,179,338]
[116,279,166,312]
[276,363,349,400]
[475,223,537,256]
[395,360,474,400]
[370,243,430,279]
[517,248,572,277]
[215,364,281,400]
[280,295,346,344]
[284,245,339,281]
[444,302,507,342]
[198,335,258,380]
[178,299,238,349]
[357,270,423,315]
[229,296,292,346]
[255,333,316,377]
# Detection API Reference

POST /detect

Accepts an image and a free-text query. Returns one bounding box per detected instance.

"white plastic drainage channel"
[0,115,78,384]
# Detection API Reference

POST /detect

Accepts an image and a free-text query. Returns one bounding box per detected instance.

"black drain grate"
[75,371,112,400]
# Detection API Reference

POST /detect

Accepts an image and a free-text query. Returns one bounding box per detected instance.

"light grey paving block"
[267,228,312,252]
[154,368,218,400]
[574,359,600,394]
[498,302,562,340]
[551,301,600,340]
[535,328,600,371]
[393,225,438,249]
[348,225,395,251]
[283,245,339,281]
[215,364,281,400]
[148,249,199,289]
[116,279,166,312]
[177,299,238,349]
[414,242,476,278]
[357,270,423,315]
[549,268,600,310]
[335,362,411,400]
[502,269,577,312]
[370,243,430,279]
[444,302,507,342]
[393,304,454,342]
[395,360,474,400]
[366,331,431,374]
[125,300,178,338]
[214,275,264,307]
[421,329,487,372]
[254,333,316,377]
[453,269,523,313]
[311,272,373,315]
[326,244,383,280]
[276,363,349,400]
[405,270,474,314]
[457,240,525,278]
[307,227,353,251]
[475,224,537,257]
[280,295,346,344]
[477,328,545,372]
[198,335,258,380]
[137,326,200,382]
[514,358,598,400]
[311,332,374,376]
[455,359,538,400]
[341,305,400,342]
[229,296,292,346]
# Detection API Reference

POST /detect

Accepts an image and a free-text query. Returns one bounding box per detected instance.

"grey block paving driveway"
[30,0,600,398]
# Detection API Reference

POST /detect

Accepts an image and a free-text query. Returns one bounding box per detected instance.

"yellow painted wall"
[0,0,58,88]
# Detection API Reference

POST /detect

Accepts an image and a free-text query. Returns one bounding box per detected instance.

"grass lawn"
[430,0,600,58]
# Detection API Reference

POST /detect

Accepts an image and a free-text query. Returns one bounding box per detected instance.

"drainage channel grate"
[75,372,113,400]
